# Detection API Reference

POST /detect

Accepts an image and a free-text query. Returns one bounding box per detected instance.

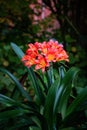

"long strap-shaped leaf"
[11,42,45,105]
[0,94,18,106]
[0,109,29,120]
[0,94,37,110]
[44,79,60,130]
[0,68,32,101]
[0,94,48,130]
[44,67,79,129]
[11,42,25,58]
[66,86,87,117]
[58,67,79,118]
[46,63,54,88]
[27,68,45,105]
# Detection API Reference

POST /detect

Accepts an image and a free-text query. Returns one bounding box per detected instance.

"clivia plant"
[0,40,87,130]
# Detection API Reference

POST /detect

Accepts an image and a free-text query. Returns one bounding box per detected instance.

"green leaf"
[59,65,66,80]
[0,94,47,129]
[0,68,32,101]
[6,120,36,130]
[0,109,26,120]
[58,67,79,118]
[0,94,17,106]
[0,108,29,120]
[0,94,37,111]
[35,72,48,94]
[44,78,60,130]
[28,68,45,105]
[11,42,45,105]
[46,63,54,88]
[44,67,79,129]
[66,86,87,117]
[11,42,24,59]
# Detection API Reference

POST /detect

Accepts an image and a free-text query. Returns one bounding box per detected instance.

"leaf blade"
[66,86,87,117]
[0,68,32,101]
[11,42,24,59]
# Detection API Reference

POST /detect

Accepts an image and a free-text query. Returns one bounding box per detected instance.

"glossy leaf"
[11,42,45,105]
[0,94,38,111]
[58,67,79,118]
[66,86,87,117]
[11,42,24,59]
[44,67,79,129]
[28,68,45,105]
[46,63,54,88]
[0,109,28,120]
[35,72,48,94]
[59,65,66,80]
[0,68,32,101]
[0,94,17,106]
[44,78,60,130]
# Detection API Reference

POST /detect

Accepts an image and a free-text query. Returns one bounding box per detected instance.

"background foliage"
[0,0,87,90]
[0,43,87,130]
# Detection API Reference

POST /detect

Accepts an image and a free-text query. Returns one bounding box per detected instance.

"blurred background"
[0,0,87,95]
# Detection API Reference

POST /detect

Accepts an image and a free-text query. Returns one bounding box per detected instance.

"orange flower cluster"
[22,40,69,72]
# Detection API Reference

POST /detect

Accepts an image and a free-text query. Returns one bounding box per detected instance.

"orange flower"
[35,55,50,72]
[56,50,69,62]
[26,43,38,57]
[39,41,49,55]
[22,55,36,68]
[22,40,69,72]
[45,49,56,62]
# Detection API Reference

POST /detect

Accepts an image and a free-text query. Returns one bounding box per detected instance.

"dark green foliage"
[0,43,87,130]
